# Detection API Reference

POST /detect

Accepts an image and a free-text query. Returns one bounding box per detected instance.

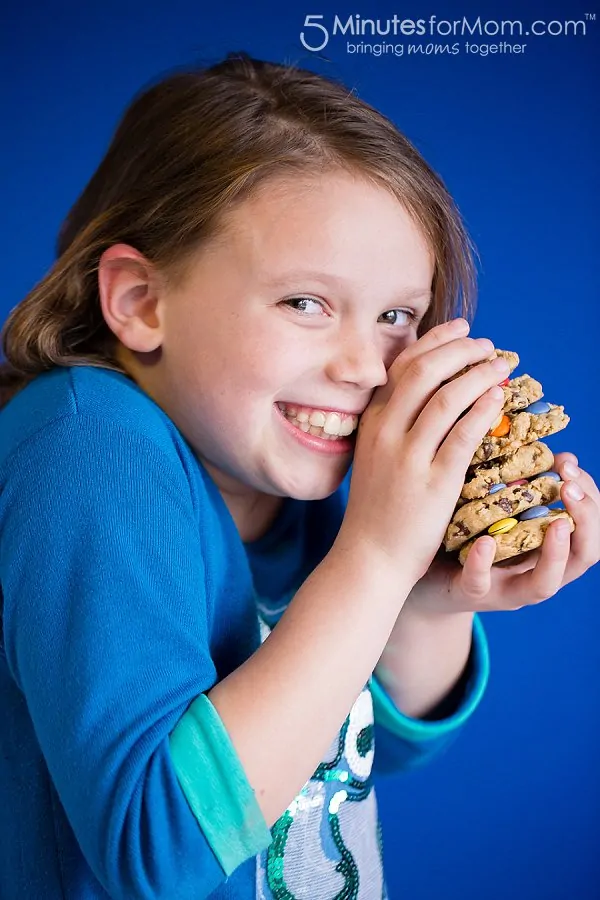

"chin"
[275,464,349,502]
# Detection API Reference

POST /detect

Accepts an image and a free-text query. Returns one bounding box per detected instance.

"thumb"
[460,536,495,600]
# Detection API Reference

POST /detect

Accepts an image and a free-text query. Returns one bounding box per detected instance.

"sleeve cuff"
[370,612,490,741]
[169,693,272,876]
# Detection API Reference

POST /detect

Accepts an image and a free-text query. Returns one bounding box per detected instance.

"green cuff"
[169,693,272,876]
[370,613,490,741]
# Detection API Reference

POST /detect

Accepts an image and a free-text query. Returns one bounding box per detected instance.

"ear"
[98,244,165,353]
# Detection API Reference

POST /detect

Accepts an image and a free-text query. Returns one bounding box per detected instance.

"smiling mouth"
[276,402,359,441]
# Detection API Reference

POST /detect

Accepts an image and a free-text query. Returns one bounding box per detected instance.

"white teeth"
[323,412,342,435]
[308,410,326,427]
[278,403,359,440]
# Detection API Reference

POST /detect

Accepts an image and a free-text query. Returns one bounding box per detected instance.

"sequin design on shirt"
[255,596,388,900]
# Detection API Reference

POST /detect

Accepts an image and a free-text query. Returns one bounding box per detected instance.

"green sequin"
[357,724,374,757]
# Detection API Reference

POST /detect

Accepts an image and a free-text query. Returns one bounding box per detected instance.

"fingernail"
[563,462,580,479]
[452,318,470,333]
[478,536,496,556]
[565,482,584,501]
[491,357,510,373]
[475,337,494,352]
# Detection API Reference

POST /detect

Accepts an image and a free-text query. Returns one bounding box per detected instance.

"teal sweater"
[0,366,489,899]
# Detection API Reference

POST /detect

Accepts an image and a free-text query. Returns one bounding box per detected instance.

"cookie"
[461,442,554,501]
[501,375,543,413]
[448,348,519,384]
[470,404,569,466]
[445,475,563,552]
[458,509,575,565]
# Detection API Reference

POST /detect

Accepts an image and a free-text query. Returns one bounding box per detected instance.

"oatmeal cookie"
[447,348,519,384]
[501,375,543,413]
[470,404,569,466]
[461,442,554,501]
[445,475,563,552]
[458,509,575,565]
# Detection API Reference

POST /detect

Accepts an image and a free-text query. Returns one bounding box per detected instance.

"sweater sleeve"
[332,469,490,776]
[371,614,490,775]
[0,415,271,899]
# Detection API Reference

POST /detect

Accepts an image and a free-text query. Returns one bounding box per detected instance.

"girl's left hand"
[407,453,600,615]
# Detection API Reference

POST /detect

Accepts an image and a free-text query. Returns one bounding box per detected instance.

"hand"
[337,318,510,583]
[404,452,600,615]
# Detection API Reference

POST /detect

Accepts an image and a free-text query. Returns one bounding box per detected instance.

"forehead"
[216,171,434,285]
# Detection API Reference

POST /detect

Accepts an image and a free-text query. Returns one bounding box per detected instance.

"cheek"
[383,333,416,369]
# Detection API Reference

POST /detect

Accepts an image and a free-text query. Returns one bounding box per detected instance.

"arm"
[371,612,489,774]
[374,607,475,719]
[329,470,489,776]
[2,416,416,898]
[1,418,240,899]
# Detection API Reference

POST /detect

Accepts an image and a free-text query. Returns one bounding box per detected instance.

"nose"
[324,329,388,390]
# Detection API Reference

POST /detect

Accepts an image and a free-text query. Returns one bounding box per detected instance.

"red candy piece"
[506,479,528,487]
[498,378,510,386]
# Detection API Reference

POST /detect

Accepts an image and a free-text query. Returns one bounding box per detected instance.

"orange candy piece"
[489,414,511,437]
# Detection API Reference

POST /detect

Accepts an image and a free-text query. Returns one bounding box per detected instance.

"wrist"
[332,526,422,597]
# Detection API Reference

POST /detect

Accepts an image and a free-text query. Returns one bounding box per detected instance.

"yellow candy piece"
[488,517,518,536]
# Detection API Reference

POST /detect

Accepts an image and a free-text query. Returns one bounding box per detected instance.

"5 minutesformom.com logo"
[299,13,591,52]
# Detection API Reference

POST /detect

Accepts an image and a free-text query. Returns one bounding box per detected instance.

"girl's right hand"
[337,319,510,582]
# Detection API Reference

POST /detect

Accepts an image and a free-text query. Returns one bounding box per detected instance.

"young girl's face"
[126,171,434,509]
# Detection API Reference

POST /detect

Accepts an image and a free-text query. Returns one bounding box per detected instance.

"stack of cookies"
[444,350,575,565]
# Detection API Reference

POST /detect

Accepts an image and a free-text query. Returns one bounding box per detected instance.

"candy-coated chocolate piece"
[499,377,510,386]
[524,400,551,414]
[537,470,560,481]
[506,479,528,487]
[488,517,518,535]
[488,483,506,494]
[489,414,511,437]
[519,506,550,521]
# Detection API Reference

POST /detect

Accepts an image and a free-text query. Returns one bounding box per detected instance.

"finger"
[382,335,497,423]
[560,482,600,576]
[390,318,472,374]
[413,358,509,449]
[555,461,600,507]
[377,320,473,406]
[431,380,506,471]
[459,535,495,601]
[506,518,572,603]
[552,451,578,471]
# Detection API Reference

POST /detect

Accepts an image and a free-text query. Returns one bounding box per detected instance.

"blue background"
[2,1,598,897]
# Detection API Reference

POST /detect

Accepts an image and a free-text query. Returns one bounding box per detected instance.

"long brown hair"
[0,51,478,411]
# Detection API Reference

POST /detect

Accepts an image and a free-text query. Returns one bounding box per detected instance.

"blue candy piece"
[519,506,550,521]
[524,400,551,414]
[536,470,561,481]
[488,483,506,494]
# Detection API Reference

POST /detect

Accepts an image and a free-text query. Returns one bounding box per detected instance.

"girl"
[0,52,598,900]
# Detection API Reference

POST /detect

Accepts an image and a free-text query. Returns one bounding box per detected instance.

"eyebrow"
[264,271,433,306]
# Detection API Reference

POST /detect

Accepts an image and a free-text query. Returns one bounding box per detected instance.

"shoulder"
[0,366,209,507]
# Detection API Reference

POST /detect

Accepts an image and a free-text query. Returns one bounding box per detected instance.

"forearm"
[208,541,415,828]
[374,605,475,719]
